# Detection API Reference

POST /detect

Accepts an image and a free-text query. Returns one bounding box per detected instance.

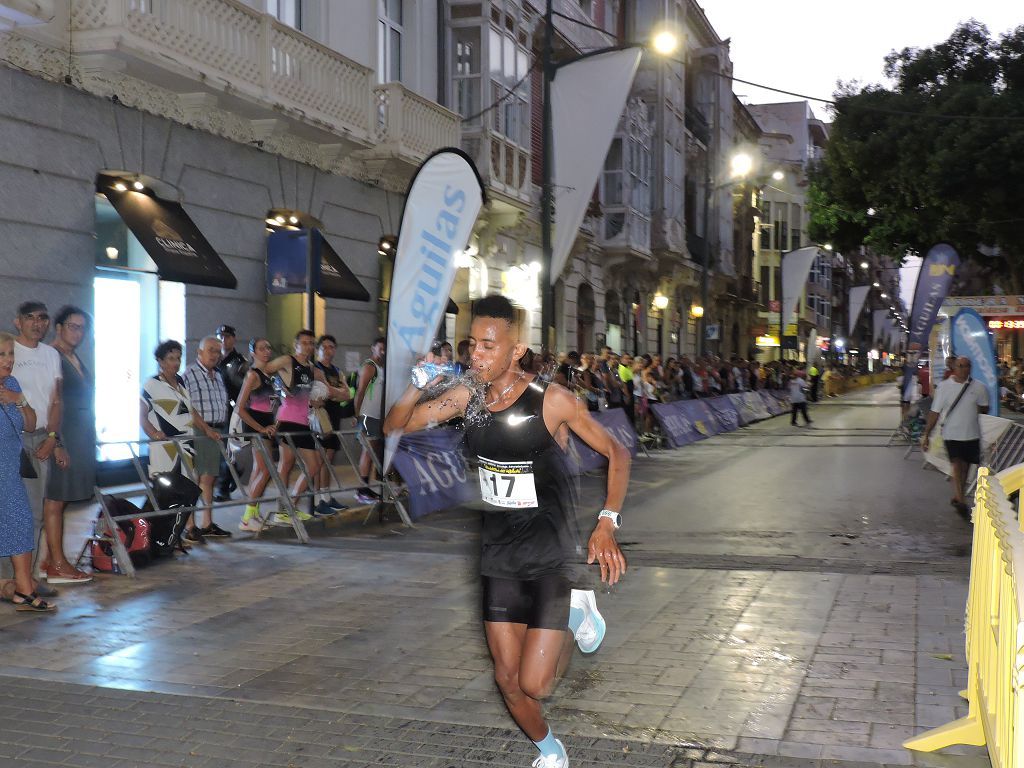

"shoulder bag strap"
[941,378,973,427]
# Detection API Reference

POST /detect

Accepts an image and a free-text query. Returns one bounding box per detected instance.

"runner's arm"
[353,362,375,415]
[383,382,471,436]
[546,384,630,584]
[263,354,291,375]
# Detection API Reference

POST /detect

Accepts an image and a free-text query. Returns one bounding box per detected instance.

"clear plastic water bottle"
[410,361,455,389]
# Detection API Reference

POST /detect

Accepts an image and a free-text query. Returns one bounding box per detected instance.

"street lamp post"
[539,0,556,354]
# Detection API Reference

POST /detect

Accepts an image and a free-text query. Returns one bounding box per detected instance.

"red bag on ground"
[90,497,152,573]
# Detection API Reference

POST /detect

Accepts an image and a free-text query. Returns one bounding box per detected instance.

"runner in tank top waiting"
[264,329,347,525]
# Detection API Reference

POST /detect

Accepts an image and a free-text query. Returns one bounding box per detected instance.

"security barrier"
[903,465,1024,763]
[79,427,409,576]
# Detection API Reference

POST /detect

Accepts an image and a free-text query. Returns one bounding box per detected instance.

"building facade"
[748,100,829,361]
[0,0,458,457]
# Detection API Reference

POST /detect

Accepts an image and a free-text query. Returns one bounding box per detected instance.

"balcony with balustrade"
[14,0,458,179]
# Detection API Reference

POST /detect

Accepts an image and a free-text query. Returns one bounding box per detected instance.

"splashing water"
[416,370,493,428]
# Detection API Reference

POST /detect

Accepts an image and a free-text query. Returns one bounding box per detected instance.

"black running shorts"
[482,574,570,630]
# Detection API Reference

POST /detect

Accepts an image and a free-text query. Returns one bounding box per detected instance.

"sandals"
[44,563,92,585]
[11,591,57,613]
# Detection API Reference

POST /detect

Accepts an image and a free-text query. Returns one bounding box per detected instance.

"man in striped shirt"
[183,336,231,542]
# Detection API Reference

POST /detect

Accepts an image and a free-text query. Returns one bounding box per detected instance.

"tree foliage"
[808,21,1024,288]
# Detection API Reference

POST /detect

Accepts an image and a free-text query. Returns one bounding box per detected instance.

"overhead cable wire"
[713,70,1024,123]
[458,57,539,124]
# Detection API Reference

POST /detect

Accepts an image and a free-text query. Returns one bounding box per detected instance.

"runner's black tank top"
[249,369,276,413]
[464,378,580,579]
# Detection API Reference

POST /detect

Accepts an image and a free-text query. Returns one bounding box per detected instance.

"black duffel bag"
[142,472,201,557]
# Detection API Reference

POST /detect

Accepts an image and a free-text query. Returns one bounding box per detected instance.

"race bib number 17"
[477,456,538,508]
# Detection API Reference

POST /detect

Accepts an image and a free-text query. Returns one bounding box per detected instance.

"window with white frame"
[629,134,651,213]
[268,0,301,29]
[378,0,403,83]
[773,200,789,251]
[489,21,530,147]
[603,138,624,206]
[790,203,802,250]
[452,25,481,124]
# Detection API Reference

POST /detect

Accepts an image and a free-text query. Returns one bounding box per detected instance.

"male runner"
[384,295,629,767]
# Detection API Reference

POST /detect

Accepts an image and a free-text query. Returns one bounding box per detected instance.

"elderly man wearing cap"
[215,325,248,501]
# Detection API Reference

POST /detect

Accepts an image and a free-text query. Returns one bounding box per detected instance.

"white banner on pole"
[899,254,923,317]
[781,246,820,331]
[848,285,870,336]
[807,330,818,366]
[550,48,642,285]
[384,149,484,471]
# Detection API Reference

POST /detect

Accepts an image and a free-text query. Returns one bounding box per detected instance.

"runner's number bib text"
[477,456,538,508]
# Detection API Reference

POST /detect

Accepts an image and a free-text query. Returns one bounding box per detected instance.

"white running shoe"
[570,589,606,654]
[531,740,568,768]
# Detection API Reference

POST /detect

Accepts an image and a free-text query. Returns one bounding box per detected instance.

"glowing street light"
[859,261,869,269]
[651,30,680,56]
[771,170,785,181]
[653,293,670,310]
[729,152,753,179]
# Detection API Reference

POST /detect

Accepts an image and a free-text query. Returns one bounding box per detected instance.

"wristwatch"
[598,509,622,529]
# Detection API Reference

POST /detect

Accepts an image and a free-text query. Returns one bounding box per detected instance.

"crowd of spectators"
[518,347,888,438]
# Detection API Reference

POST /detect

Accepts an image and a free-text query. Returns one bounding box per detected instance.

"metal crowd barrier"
[903,465,1024,764]
[77,426,411,577]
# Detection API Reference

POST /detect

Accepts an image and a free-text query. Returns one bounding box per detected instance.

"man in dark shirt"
[215,325,248,501]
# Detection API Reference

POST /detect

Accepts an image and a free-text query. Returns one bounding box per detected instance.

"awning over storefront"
[266,229,371,302]
[318,231,371,302]
[98,175,237,290]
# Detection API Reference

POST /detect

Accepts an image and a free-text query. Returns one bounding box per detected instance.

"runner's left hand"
[587,520,626,585]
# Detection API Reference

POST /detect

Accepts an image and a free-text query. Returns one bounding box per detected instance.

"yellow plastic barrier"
[903,465,1024,764]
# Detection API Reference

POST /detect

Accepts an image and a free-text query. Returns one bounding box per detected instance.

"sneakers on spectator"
[356,487,380,504]
[315,501,339,517]
[184,528,206,545]
[238,516,263,532]
[272,510,314,526]
[200,523,232,538]
[327,496,349,511]
[570,589,606,654]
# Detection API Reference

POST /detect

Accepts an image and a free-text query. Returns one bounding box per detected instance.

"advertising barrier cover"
[705,396,740,432]
[390,428,475,521]
[730,392,772,425]
[650,399,721,447]
[569,407,638,473]
[760,390,790,416]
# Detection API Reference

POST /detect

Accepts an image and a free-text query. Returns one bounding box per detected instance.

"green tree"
[808,21,1024,288]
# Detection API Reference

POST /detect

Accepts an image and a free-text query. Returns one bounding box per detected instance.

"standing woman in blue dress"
[0,331,57,612]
